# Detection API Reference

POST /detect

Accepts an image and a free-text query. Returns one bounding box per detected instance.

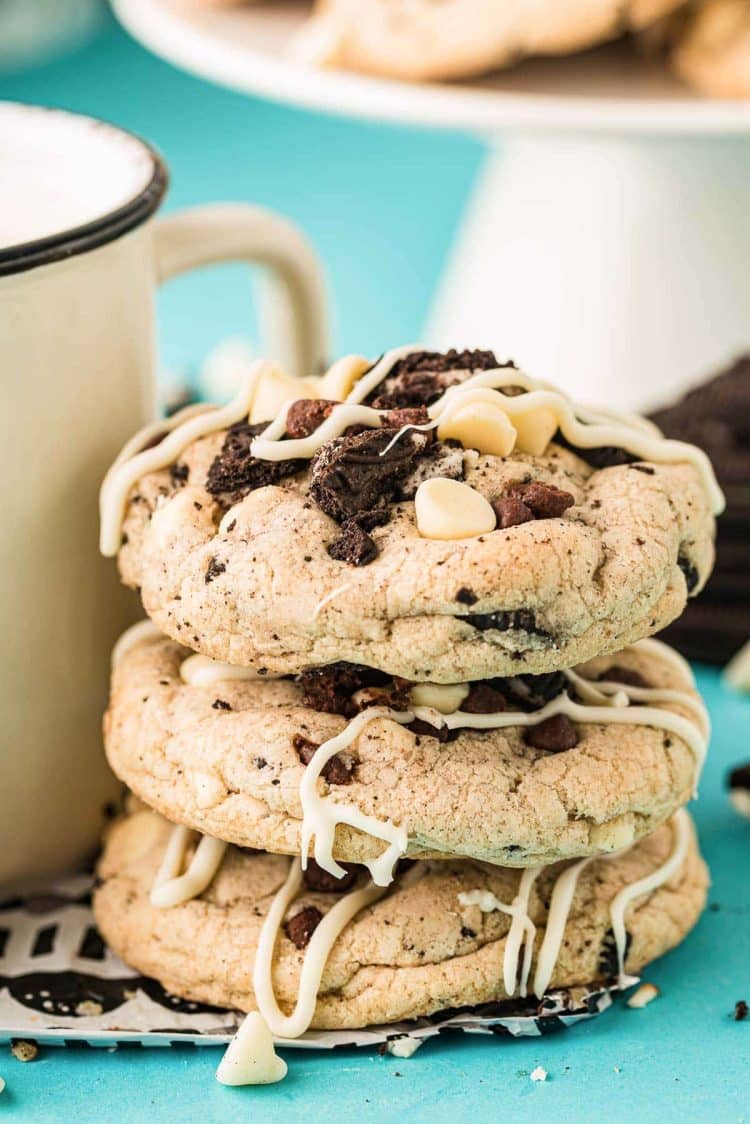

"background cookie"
[105,629,706,868]
[650,355,750,664]
[292,0,685,82]
[107,349,717,682]
[93,809,708,1027]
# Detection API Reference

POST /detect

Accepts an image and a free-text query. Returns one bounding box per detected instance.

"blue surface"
[2,14,749,1123]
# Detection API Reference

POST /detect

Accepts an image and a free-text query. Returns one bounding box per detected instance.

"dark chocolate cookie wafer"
[651,356,750,664]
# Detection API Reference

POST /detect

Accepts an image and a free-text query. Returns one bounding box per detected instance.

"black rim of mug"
[0,110,169,277]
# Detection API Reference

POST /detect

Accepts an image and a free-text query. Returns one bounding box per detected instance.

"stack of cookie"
[94,347,720,1084]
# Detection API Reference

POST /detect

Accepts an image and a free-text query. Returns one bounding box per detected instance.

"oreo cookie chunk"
[365,349,512,409]
[728,762,750,822]
[651,356,750,664]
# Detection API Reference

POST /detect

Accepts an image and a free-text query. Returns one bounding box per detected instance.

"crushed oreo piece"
[206,420,305,503]
[310,428,432,523]
[728,762,750,791]
[455,586,478,606]
[299,664,370,717]
[398,442,465,500]
[678,552,700,594]
[525,714,579,751]
[356,677,413,712]
[204,557,226,584]
[599,665,649,689]
[462,683,507,714]
[293,733,354,785]
[598,928,631,978]
[285,398,338,439]
[212,698,232,711]
[501,672,567,711]
[303,859,358,893]
[463,609,551,639]
[734,1000,748,1022]
[285,905,323,949]
[507,481,575,519]
[492,496,534,528]
[460,925,477,939]
[170,462,189,487]
[367,350,509,410]
[328,518,379,566]
[630,464,655,475]
[382,405,431,430]
[555,432,636,469]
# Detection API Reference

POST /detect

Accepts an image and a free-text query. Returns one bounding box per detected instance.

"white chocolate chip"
[386,1036,423,1058]
[512,406,558,456]
[411,682,470,713]
[414,478,496,540]
[437,401,516,456]
[626,982,660,1009]
[250,365,319,424]
[317,355,370,400]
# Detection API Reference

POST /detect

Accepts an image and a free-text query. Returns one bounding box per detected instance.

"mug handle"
[153,203,330,379]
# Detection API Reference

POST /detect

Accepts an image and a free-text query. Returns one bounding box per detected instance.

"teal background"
[1,14,748,1122]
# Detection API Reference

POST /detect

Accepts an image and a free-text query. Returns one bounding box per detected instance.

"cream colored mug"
[0,102,329,888]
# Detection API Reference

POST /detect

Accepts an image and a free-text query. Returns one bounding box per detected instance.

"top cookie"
[292,0,685,82]
[101,347,721,681]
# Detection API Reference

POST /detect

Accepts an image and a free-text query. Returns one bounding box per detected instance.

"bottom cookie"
[94,807,707,1038]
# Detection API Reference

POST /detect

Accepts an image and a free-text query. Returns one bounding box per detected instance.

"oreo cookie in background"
[728,763,750,822]
[649,355,750,665]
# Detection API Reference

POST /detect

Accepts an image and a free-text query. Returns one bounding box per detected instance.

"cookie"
[100,348,720,683]
[291,0,685,82]
[105,625,708,875]
[93,808,707,1029]
[651,355,750,664]
[668,0,750,98]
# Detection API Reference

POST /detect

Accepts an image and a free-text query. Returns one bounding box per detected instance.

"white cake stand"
[113,0,750,409]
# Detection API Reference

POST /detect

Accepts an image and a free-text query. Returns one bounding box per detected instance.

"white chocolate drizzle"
[111,620,162,669]
[253,857,386,1038]
[99,346,724,556]
[296,656,707,888]
[179,653,263,687]
[150,824,227,908]
[458,809,690,1000]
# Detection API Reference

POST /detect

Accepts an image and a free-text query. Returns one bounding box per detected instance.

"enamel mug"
[0,101,329,887]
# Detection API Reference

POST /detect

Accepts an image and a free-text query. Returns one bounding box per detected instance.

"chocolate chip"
[461,683,507,714]
[463,609,551,639]
[170,462,189,486]
[492,496,534,528]
[310,428,432,523]
[599,665,649,688]
[507,481,575,519]
[204,557,226,584]
[734,1000,748,1022]
[293,733,354,785]
[285,398,338,438]
[303,859,358,893]
[406,718,458,743]
[285,905,323,949]
[525,714,579,751]
[206,420,305,502]
[212,698,232,710]
[678,552,700,594]
[327,518,379,566]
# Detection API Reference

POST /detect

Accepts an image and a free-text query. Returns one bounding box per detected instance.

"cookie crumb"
[10,1040,38,1063]
[385,1036,423,1059]
[530,1066,547,1082]
[75,1000,104,1017]
[734,1000,748,1021]
[627,983,660,1009]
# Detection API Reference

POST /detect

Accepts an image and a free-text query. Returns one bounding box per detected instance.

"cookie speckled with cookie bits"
[100,347,722,682]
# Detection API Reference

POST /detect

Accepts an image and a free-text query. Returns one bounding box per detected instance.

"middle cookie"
[105,625,708,876]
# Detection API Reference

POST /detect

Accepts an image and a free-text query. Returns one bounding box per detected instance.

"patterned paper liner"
[0,875,632,1051]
